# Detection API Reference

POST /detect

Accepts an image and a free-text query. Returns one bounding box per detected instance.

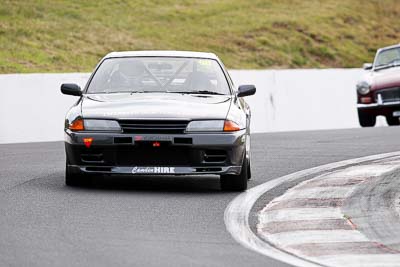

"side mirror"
[237,85,256,97]
[61,83,82,96]
[363,63,373,70]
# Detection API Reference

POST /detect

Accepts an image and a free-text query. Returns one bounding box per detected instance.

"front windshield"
[87,57,231,95]
[374,47,400,69]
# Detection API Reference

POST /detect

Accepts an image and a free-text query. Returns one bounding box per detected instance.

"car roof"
[377,43,400,52]
[104,50,219,60]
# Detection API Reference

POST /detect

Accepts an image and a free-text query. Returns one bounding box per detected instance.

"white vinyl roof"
[104,50,219,60]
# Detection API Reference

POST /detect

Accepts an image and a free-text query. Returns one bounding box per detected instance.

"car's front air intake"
[203,150,227,163]
[118,120,189,134]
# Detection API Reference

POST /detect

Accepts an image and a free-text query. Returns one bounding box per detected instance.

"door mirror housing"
[61,83,82,96]
[237,85,256,97]
[363,63,373,70]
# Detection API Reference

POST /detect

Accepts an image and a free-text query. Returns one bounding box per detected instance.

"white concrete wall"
[0,73,90,144]
[0,69,377,144]
[231,69,379,133]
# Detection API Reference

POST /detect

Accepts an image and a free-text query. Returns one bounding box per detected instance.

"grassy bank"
[0,0,399,73]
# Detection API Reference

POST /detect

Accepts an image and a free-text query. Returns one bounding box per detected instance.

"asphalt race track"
[1,127,400,267]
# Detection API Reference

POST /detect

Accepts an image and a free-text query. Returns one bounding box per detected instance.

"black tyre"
[358,110,376,127]
[386,115,400,126]
[246,135,251,180]
[65,163,90,186]
[220,156,248,191]
[247,158,251,180]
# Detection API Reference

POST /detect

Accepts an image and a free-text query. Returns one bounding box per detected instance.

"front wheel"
[220,157,248,191]
[358,110,376,127]
[386,115,400,126]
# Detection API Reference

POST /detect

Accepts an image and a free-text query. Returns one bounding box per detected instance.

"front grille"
[375,87,400,103]
[118,120,189,134]
[116,145,192,166]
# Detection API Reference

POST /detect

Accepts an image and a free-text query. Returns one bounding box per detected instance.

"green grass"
[1,0,399,73]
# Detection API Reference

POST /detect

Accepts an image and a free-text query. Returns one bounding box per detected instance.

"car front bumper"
[65,129,247,176]
[357,101,400,116]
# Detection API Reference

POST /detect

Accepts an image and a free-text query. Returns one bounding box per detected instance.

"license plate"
[393,111,400,117]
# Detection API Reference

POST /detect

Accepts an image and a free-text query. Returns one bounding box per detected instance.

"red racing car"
[357,44,400,127]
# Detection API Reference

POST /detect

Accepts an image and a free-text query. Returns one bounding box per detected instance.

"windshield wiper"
[172,90,225,95]
[131,90,170,95]
[375,62,400,71]
[95,91,135,94]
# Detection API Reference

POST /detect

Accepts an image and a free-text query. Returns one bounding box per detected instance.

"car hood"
[81,93,232,120]
[369,67,400,90]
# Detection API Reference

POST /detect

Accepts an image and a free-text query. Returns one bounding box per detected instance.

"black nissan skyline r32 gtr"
[61,51,256,191]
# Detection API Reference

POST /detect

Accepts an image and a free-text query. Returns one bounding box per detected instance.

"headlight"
[357,81,371,95]
[84,119,121,131]
[186,120,224,132]
[68,119,121,132]
[185,120,242,132]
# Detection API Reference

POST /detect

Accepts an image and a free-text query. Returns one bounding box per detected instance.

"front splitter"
[69,165,241,176]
